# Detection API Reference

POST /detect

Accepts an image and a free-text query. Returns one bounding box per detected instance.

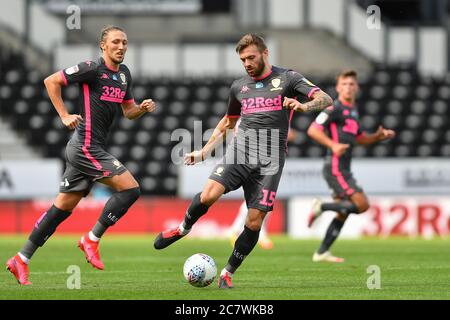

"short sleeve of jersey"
[287,70,321,99]
[123,71,134,103]
[60,61,98,86]
[226,81,241,117]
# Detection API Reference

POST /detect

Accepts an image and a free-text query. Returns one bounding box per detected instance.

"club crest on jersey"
[240,85,250,93]
[255,82,264,89]
[113,160,123,169]
[119,73,127,84]
[270,78,283,91]
[214,166,224,176]
[302,77,315,87]
[65,65,79,75]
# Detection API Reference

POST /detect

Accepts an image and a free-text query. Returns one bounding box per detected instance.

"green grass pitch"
[1,235,449,300]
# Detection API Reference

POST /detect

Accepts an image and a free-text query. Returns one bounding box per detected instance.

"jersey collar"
[100,57,120,72]
[252,68,273,81]
[339,98,354,108]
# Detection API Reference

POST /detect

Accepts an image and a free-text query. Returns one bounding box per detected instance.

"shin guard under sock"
[28,205,72,248]
[182,192,210,229]
[226,226,260,273]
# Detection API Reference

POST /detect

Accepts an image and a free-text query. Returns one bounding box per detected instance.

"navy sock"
[19,240,39,260]
[321,201,358,215]
[226,226,260,273]
[98,187,140,227]
[183,193,209,229]
[318,218,345,254]
[28,205,72,247]
[91,221,109,238]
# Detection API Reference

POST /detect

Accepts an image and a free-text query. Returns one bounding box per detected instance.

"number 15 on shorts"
[260,189,276,207]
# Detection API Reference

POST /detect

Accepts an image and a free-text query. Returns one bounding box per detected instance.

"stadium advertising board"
[0,198,285,235]
[289,196,450,238]
[0,160,62,199]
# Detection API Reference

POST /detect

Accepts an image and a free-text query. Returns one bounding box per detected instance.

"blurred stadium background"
[1,0,450,241]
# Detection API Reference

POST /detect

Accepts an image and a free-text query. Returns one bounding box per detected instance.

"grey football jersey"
[225,66,320,164]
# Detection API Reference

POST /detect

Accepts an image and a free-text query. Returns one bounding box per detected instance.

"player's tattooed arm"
[184,116,239,165]
[283,90,333,113]
[303,90,333,112]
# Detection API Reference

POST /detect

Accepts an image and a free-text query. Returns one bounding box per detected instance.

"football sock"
[88,230,101,242]
[97,187,140,228]
[178,222,190,235]
[321,200,359,215]
[18,246,34,263]
[27,205,72,249]
[317,218,345,254]
[225,226,260,273]
[182,193,210,230]
[91,222,108,239]
[221,268,233,277]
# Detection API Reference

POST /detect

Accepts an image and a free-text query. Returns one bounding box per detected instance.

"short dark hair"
[235,33,267,53]
[336,70,358,82]
[100,25,125,43]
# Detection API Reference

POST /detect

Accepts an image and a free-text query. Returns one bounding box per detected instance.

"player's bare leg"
[154,179,225,250]
[6,191,83,285]
[227,202,248,247]
[313,192,370,262]
[349,192,370,213]
[219,208,268,288]
[78,170,140,270]
[54,192,85,211]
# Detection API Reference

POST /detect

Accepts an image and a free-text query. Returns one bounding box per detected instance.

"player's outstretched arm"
[307,125,349,157]
[356,126,396,145]
[283,90,333,113]
[184,116,239,165]
[121,99,156,120]
[44,72,82,130]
